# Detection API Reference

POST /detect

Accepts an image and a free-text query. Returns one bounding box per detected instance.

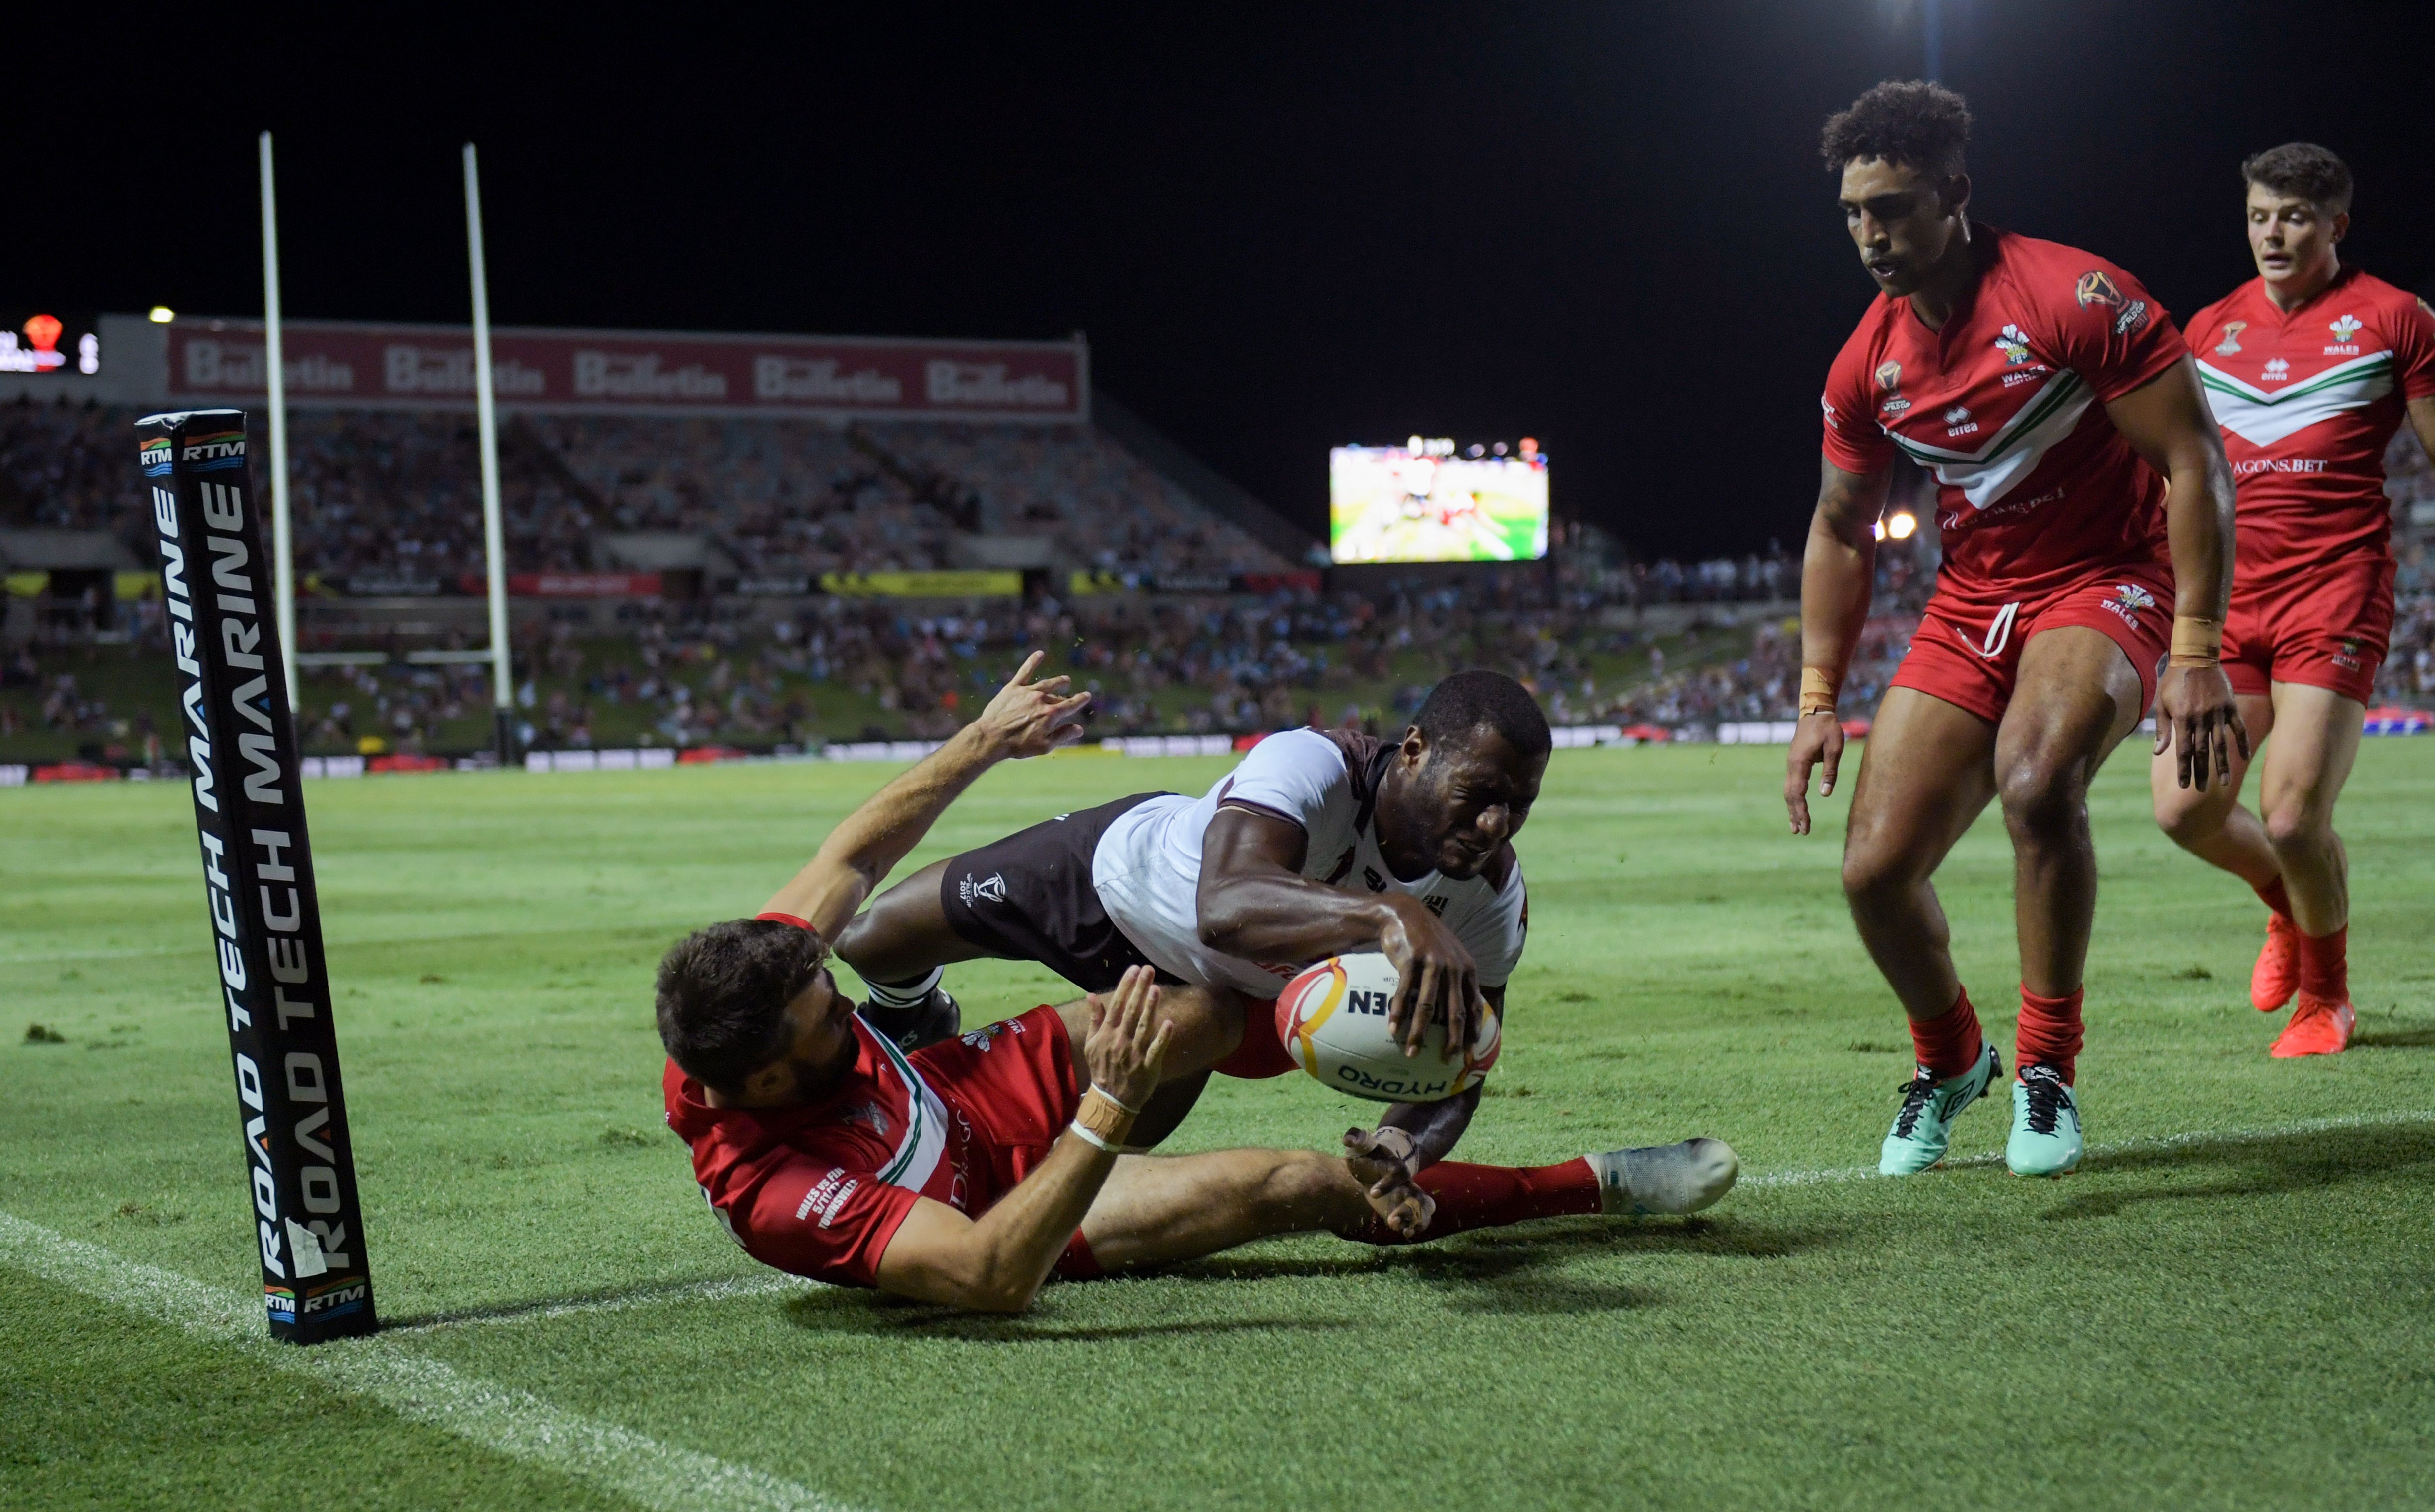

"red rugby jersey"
[663,1015,952,1288]
[2186,267,2435,581]
[1821,226,2187,605]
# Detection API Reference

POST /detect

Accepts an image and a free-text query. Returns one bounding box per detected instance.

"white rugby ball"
[1273,952,1501,1103]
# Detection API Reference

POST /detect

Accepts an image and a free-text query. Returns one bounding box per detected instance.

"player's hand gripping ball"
[1274,953,1499,1103]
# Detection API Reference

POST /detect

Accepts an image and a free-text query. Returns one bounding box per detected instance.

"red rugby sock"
[2015,986,2085,1084]
[2256,877,2295,922]
[1909,987,1985,1080]
[2297,926,2349,1003]
[1340,1159,1601,1247]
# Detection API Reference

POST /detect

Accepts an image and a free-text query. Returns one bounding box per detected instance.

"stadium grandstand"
[3,314,2431,770]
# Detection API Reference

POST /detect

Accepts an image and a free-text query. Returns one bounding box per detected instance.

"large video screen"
[0,312,102,376]
[1330,441,1547,563]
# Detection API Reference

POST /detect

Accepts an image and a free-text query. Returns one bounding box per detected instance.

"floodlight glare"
[1887,511,1918,540]
[148,306,176,323]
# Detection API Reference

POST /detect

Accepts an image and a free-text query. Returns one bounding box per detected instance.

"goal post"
[135,408,378,1344]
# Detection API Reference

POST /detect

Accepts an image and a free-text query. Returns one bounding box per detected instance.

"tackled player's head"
[1822,81,1974,298]
[2241,142,2350,299]
[1379,670,1550,881]
[657,919,859,1106]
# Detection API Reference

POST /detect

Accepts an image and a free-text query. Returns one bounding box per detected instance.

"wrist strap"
[2169,615,2224,668]
[1799,666,1841,716]
[1068,1120,1119,1153]
[1074,1086,1138,1147]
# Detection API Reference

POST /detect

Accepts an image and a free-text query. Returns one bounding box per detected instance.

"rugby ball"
[1273,953,1500,1103]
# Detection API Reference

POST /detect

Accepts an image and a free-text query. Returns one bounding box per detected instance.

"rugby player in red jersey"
[655,655,1737,1312]
[1784,83,2246,1177]
[2152,144,2435,1058]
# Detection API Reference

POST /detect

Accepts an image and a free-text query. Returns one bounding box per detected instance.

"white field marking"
[0,1210,866,1512]
[1742,1108,2435,1188]
[0,919,697,968]
[388,1273,811,1335]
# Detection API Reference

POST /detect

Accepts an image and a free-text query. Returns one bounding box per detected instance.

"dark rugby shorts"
[938,792,1181,994]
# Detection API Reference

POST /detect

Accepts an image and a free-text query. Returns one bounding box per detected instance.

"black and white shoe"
[858,987,961,1052]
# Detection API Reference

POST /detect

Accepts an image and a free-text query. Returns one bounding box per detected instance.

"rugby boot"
[2269,992,2354,1059]
[1587,1139,1739,1215]
[2251,912,2300,1012]
[858,987,961,1052]
[2005,1066,2083,1177]
[1878,1040,2002,1175]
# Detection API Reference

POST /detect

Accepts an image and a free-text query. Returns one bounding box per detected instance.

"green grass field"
[5,741,2434,1512]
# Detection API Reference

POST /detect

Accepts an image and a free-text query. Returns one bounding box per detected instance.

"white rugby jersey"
[1090,728,1528,999]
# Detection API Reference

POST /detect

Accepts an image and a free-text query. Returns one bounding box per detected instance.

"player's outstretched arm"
[761,652,1091,939]
[2106,358,2247,790]
[1785,459,1890,835]
[873,967,1172,1312]
[1198,806,1485,1056]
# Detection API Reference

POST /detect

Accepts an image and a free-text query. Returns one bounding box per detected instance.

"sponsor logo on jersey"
[838,1101,892,1137]
[2073,269,2147,333]
[958,871,1006,905]
[1875,360,1910,415]
[2102,583,2158,630]
[2325,312,2363,354]
[1942,404,1977,436]
[2232,457,2327,475]
[2262,357,2290,383]
[1994,324,2034,364]
[2215,321,2247,355]
[1362,865,1387,893]
[1821,394,1840,430]
[2334,637,2364,671]
[1422,895,1449,916]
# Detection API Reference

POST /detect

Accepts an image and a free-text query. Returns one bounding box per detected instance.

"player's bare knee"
[2153,789,2221,848]
[1839,841,1916,912]
[1997,757,2085,845]
[2262,802,2332,857]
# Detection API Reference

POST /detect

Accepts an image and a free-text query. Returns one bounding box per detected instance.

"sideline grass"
[5,742,2434,1511]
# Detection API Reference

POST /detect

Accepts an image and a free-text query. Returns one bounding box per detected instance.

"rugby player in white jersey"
[656,657,1738,1312]
[835,670,1549,1185]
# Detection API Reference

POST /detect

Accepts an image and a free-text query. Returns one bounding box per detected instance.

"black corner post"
[136,409,377,1343]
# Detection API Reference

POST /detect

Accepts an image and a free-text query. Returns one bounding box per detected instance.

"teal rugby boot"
[2005,1065,2083,1177]
[1878,1040,2002,1175]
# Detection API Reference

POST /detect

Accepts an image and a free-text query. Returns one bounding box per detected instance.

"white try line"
[0,1210,865,1512]
[1742,1107,2435,1188]
[386,1273,811,1336]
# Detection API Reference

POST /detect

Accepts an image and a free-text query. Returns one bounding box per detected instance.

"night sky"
[17,1,2435,559]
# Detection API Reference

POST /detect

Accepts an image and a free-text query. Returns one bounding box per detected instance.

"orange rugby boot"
[2250,912,2300,1013]
[2269,993,2355,1059]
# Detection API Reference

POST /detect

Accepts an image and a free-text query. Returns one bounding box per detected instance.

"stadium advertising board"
[133,410,377,1344]
[164,320,1087,422]
[1330,438,1549,564]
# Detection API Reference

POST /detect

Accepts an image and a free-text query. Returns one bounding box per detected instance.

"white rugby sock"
[863,966,945,1010]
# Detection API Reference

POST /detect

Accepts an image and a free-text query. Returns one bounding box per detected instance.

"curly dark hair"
[2242,142,2352,215]
[656,918,829,1091]
[1821,80,1973,180]
[1414,669,1552,760]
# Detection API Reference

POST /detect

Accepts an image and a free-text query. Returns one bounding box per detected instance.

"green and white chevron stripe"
[1885,369,2095,510]
[2198,350,2394,448]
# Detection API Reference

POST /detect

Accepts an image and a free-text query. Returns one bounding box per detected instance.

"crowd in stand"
[6,389,2434,757]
